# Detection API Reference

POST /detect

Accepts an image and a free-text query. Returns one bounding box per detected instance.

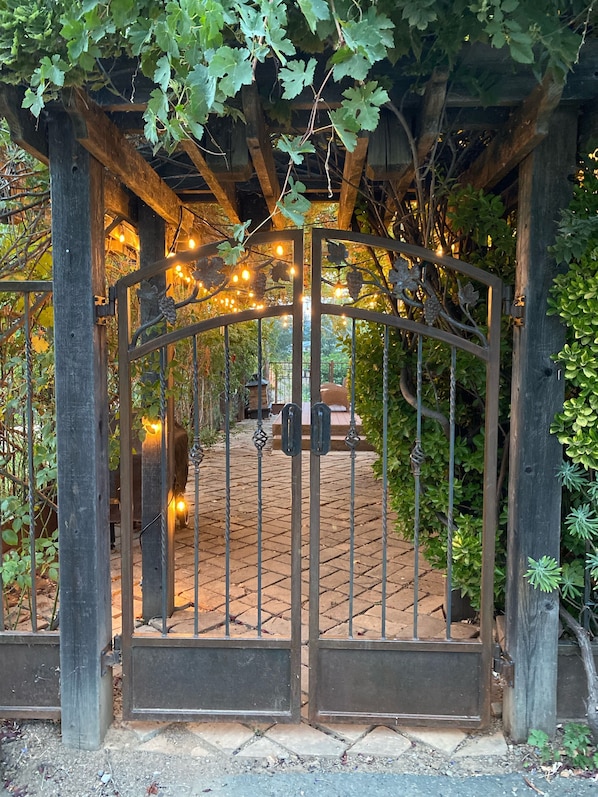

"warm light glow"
[275,244,284,256]
[436,245,445,257]
[334,281,344,298]
[232,274,239,283]
[289,266,296,276]
[176,499,187,513]
[143,418,162,435]
[242,269,251,281]
[175,264,182,273]
[166,252,176,258]
[188,237,197,249]
[119,232,125,244]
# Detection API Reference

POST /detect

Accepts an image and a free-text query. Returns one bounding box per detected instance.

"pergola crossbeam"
[338,135,369,230]
[242,84,286,230]
[459,71,565,190]
[62,88,195,235]
[179,138,241,224]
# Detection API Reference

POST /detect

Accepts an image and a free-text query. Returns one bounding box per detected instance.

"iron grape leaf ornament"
[327,241,348,265]
[458,282,480,308]
[389,257,420,295]
[271,260,290,282]
[192,256,226,290]
[136,280,159,301]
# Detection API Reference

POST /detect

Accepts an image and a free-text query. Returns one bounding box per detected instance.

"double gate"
[116,229,502,727]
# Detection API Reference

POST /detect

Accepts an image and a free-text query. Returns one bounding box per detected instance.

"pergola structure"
[1,39,598,748]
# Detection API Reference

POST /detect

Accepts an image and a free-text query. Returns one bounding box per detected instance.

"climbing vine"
[0,0,593,228]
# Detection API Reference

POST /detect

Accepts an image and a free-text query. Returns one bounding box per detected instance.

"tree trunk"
[559,604,598,743]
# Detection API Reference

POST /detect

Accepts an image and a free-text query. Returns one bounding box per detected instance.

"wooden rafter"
[338,135,369,230]
[242,84,285,230]
[62,88,195,235]
[179,138,241,224]
[390,69,449,201]
[0,85,48,164]
[104,175,136,223]
[458,71,565,190]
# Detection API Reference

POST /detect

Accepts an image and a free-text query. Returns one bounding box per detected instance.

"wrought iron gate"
[0,281,60,718]
[115,229,501,727]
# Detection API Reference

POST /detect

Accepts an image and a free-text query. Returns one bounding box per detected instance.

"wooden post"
[137,203,174,621]
[503,107,578,742]
[49,112,112,749]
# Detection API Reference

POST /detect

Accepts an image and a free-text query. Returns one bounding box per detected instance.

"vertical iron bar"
[191,335,203,637]
[381,325,389,638]
[160,346,168,636]
[24,293,38,631]
[412,334,423,639]
[224,325,231,636]
[289,234,303,719]
[255,317,264,636]
[348,317,357,637]
[446,346,457,639]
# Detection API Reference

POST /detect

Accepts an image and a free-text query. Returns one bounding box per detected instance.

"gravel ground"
[2,716,598,797]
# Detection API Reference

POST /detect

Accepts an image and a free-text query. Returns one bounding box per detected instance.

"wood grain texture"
[503,107,578,743]
[49,111,112,749]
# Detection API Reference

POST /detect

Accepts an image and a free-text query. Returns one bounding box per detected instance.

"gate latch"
[493,641,515,687]
[101,634,122,675]
[95,286,116,325]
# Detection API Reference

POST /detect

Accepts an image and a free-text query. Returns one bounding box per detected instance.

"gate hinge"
[493,641,515,688]
[101,634,122,675]
[95,286,117,325]
[502,286,526,327]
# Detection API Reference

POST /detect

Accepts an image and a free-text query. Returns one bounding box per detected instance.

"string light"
[188,237,197,249]
[275,244,284,256]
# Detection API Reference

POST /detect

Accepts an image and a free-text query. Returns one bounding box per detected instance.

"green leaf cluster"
[0,1,591,227]
[550,162,598,469]
[528,722,598,772]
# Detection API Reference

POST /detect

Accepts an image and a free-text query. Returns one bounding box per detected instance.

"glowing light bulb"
[275,244,284,256]
[242,269,251,281]
[232,274,239,283]
[176,499,186,513]
[188,238,197,249]
[119,232,125,243]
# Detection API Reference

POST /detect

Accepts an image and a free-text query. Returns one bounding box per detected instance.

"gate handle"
[311,402,331,456]
[281,402,302,456]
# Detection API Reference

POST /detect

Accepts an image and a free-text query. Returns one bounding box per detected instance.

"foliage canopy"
[0,1,594,224]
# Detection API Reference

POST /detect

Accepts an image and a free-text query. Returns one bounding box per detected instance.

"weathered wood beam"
[104,175,137,223]
[459,71,565,190]
[49,110,112,749]
[179,138,241,224]
[391,69,449,199]
[503,106,578,743]
[242,84,286,230]
[61,88,195,234]
[0,85,48,164]
[338,135,368,230]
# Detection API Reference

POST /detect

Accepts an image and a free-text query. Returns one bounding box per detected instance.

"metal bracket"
[101,634,122,675]
[95,286,116,325]
[510,295,526,327]
[493,642,515,687]
[502,286,525,327]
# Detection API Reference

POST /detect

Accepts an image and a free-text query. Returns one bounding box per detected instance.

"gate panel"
[0,282,60,718]
[116,231,304,721]
[309,229,502,726]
